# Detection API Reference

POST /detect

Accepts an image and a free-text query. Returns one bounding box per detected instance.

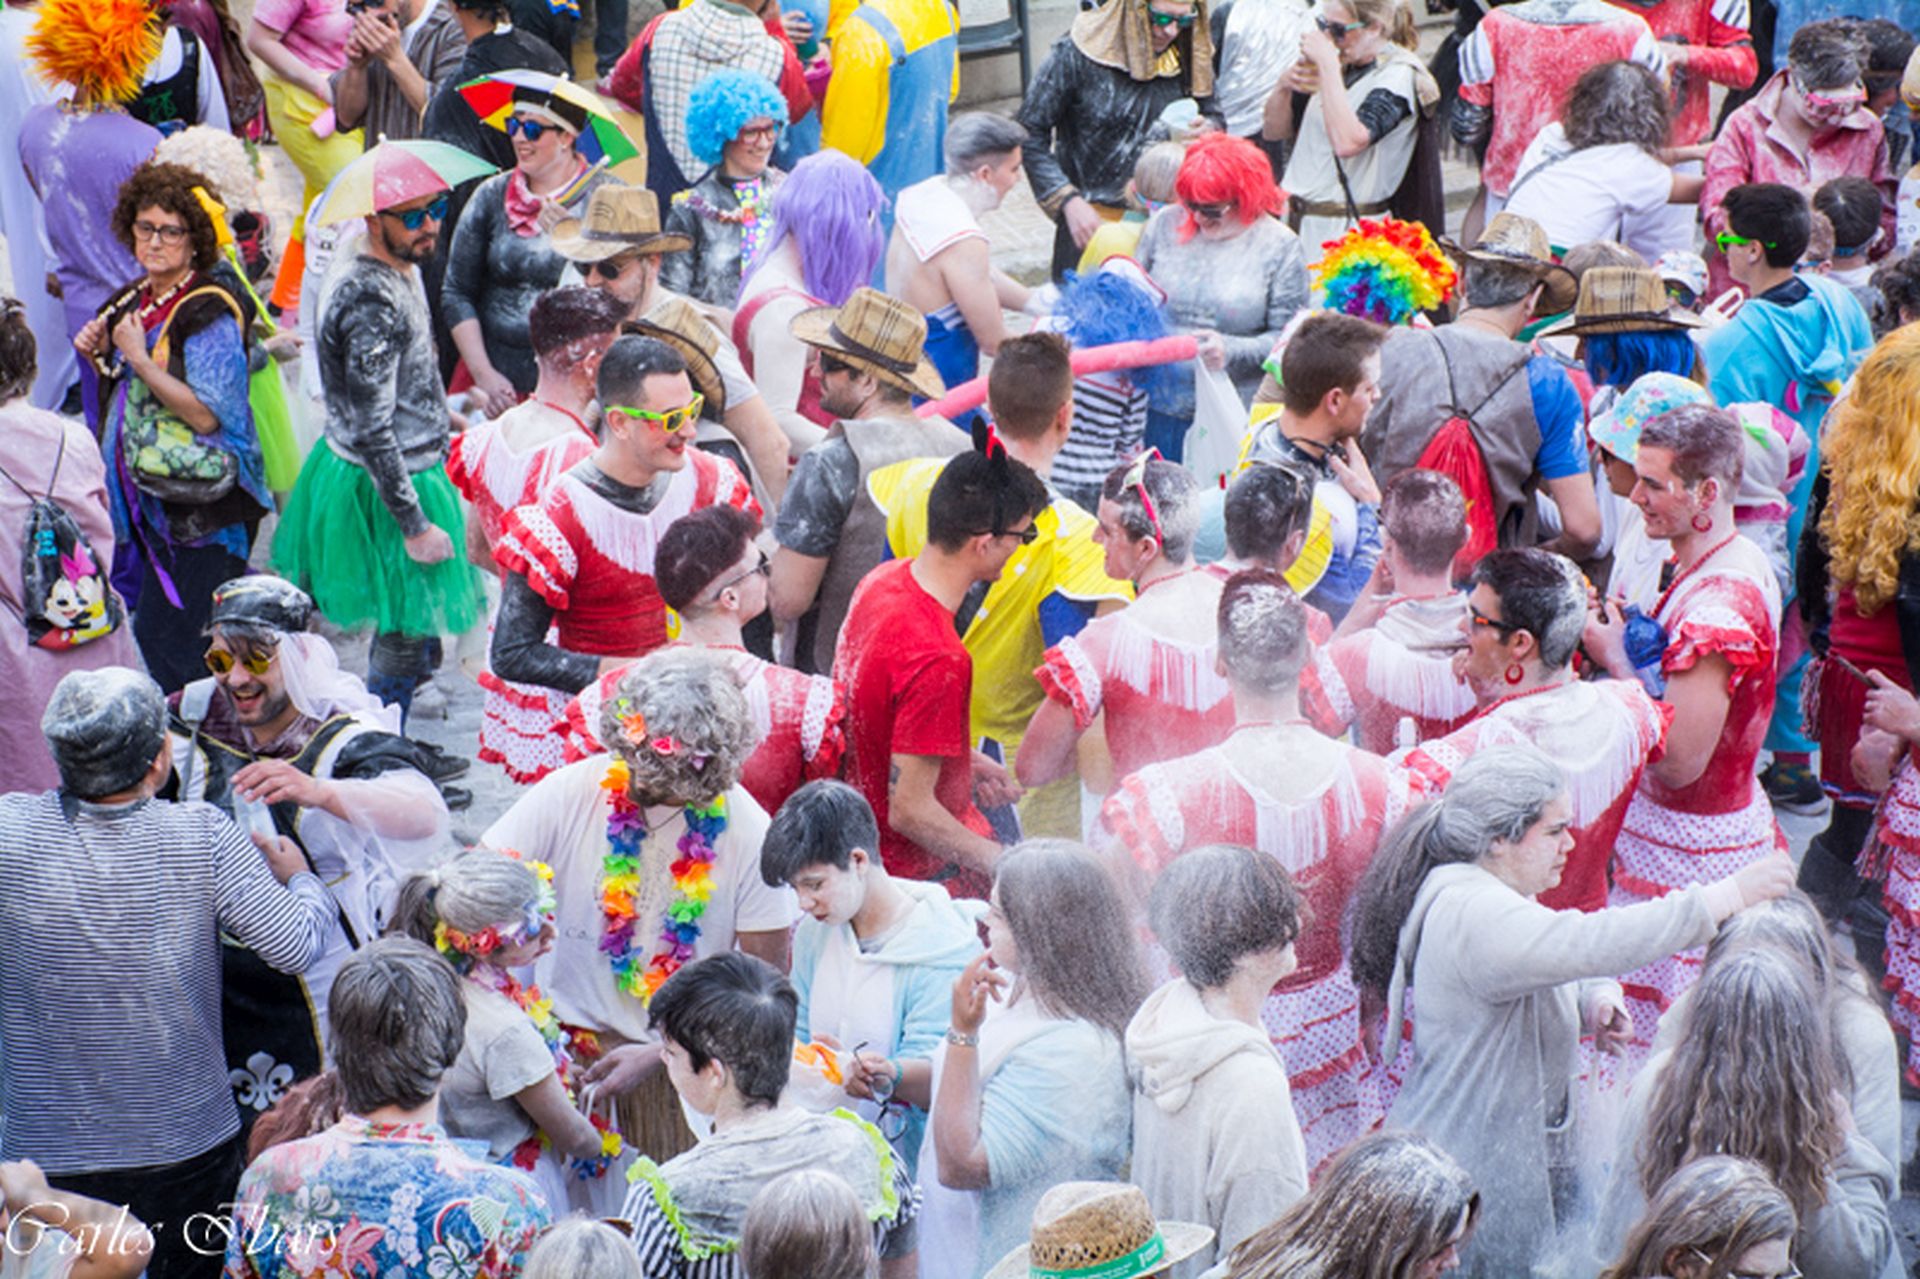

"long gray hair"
[1350,745,1566,997]
[598,647,756,807]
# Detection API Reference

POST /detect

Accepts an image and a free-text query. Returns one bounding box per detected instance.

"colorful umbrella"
[314,139,499,225]
[455,69,641,169]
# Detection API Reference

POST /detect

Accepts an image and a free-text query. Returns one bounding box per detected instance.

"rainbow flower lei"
[1310,217,1458,327]
[598,758,728,1005]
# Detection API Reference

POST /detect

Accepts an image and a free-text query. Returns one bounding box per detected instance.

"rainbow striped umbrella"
[313,139,499,224]
[455,70,640,168]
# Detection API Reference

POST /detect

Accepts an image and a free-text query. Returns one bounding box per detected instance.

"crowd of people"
[4,0,1920,1274]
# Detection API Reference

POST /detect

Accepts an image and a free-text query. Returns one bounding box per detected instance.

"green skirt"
[270,445,484,638]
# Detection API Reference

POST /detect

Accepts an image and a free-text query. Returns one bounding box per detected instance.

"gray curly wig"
[598,648,757,806]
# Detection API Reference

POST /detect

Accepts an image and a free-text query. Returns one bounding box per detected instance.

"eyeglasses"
[583,253,641,280]
[735,123,779,143]
[1714,230,1776,251]
[1147,7,1196,27]
[1688,1248,1801,1279]
[1468,606,1521,636]
[132,221,190,245]
[1315,13,1368,34]
[1185,200,1232,221]
[505,116,559,141]
[382,193,450,230]
[985,524,1041,545]
[608,393,705,434]
[206,646,275,676]
[710,551,771,600]
[1119,448,1166,548]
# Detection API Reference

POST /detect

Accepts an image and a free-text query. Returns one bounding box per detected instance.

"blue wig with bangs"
[1583,330,1699,391]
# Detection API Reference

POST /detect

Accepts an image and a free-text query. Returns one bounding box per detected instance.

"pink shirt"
[252,0,353,74]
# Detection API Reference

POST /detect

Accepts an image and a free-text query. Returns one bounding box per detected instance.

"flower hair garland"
[598,759,728,1005]
[1311,217,1457,327]
[432,855,557,975]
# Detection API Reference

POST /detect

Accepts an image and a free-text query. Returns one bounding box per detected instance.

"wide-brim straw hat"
[1440,212,1578,315]
[789,287,947,401]
[551,186,691,262]
[983,1183,1214,1279]
[624,296,728,416]
[1538,265,1707,337]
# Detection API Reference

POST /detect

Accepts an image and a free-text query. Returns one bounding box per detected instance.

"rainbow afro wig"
[1311,218,1457,326]
[685,70,788,168]
[27,0,161,105]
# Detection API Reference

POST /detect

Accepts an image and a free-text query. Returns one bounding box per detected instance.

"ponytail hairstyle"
[0,298,35,403]
[1349,745,1566,997]
[389,848,555,974]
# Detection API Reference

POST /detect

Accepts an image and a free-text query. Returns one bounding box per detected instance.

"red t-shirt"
[833,559,993,896]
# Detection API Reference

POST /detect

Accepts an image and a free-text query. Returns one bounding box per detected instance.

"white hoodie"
[1126,979,1309,1274]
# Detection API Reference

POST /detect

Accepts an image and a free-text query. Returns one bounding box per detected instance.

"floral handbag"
[119,285,247,506]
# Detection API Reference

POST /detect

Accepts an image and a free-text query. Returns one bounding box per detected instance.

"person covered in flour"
[885,113,1057,406]
[165,573,448,1131]
[760,779,984,1175]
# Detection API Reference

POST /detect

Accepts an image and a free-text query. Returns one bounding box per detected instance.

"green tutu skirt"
[270,446,484,637]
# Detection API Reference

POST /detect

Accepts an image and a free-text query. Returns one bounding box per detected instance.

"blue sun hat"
[1588,371,1713,465]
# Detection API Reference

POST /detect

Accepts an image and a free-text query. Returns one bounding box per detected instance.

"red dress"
[1610,534,1783,1044]
[561,645,846,818]
[1034,574,1235,784]
[1403,678,1670,912]
[491,452,760,776]
[1303,595,1478,755]
[1102,729,1416,1171]
[447,404,601,783]
[835,558,994,897]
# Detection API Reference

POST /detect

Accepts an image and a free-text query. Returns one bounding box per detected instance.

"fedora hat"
[984,1183,1213,1279]
[1441,212,1578,315]
[551,186,692,262]
[624,296,727,416]
[1538,265,1707,337]
[789,287,946,401]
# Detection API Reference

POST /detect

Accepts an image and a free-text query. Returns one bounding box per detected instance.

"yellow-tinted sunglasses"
[205,647,275,676]
[608,393,705,434]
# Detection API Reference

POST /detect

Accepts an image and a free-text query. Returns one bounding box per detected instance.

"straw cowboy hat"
[789,287,947,401]
[983,1183,1213,1279]
[624,296,728,416]
[1537,265,1707,337]
[551,186,691,262]
[1441,212,1578,315]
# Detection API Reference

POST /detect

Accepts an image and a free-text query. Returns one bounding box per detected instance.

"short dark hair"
[1873,249,1920,330]
[112,161,222,272]
[1564,60,1671,154]
[761,779,881,885]
[1149,844,1303,988]
[1856,16,1917,85]
[1723,183,1811,268]
[986,331,1073,441]
[1224,462,1314,564]
[1788,19,1868,91]
[1468,548,1587,669]
[655,504,762,613]
[598,334,689,408]
[926,433,1051,552]
[649,952,798,1108]
[1217,567,1309,693]
[0,297,36,403]
[530,285,629,364]
[1278,313,1387,415]
[1813,176,1882,254]
[329,937,467,1115]
[1382,470,1467,576]
[1637,403,1745,492]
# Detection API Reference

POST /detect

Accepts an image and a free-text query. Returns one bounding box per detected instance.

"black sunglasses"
[818,352,859,377]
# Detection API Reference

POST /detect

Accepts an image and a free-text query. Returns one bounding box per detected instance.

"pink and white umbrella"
[313,139,499,225]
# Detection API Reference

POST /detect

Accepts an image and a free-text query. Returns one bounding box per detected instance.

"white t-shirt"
[1504,123,1680,262]
[480,757,797,1042]
[438,983,556,1160]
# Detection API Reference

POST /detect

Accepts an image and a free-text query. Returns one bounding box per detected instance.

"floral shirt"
[223,1116,551,1279]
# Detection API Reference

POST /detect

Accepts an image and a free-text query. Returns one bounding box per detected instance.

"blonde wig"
[1818,324,1920,614]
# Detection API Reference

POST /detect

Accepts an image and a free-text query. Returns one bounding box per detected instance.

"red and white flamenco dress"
[1872,752,1920,1086]
[1303,594,1478,755]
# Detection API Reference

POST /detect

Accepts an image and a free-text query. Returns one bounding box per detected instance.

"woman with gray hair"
[886,112,1043,400]
[523,1218,645,1279]
[740,1170,879,1279]
[391,848,612,1212]
[1021,455,1231,794]
[1398,547,1668,916]
[479,647,798,1163]
[1347,744,1793,1278]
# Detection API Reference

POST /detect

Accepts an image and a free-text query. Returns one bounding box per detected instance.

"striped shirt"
[0,791,332,1174]
[1053,372,1148,513]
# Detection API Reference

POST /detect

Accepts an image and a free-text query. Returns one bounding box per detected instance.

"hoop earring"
[1504,662,1526,686]
[1691,511,1713,534]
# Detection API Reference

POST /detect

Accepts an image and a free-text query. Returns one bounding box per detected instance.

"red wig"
[1173,132,1286,241]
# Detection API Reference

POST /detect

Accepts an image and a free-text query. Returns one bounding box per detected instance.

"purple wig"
[741,149,887,306]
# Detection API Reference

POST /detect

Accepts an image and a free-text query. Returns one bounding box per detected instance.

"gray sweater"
[1135,207,1309,402]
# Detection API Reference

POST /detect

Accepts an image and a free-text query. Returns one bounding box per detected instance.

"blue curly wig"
[686,71,788,168]
[1055,269,1175,399]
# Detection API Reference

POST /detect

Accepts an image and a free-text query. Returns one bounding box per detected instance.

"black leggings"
[49,1134,245,1279]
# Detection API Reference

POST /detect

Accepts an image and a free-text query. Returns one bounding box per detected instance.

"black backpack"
[0,432,127,650]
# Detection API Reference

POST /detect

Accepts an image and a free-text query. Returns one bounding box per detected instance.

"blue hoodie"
[791,878,984,1176]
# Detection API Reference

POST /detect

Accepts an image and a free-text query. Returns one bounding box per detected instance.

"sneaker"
[1761,761,1828,815]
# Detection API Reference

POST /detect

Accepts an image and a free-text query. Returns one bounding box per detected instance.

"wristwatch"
[946,1028,979,1048]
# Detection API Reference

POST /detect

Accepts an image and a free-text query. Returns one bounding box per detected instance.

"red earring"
[1504,662,1526,685]
[1691,511,1713,533]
